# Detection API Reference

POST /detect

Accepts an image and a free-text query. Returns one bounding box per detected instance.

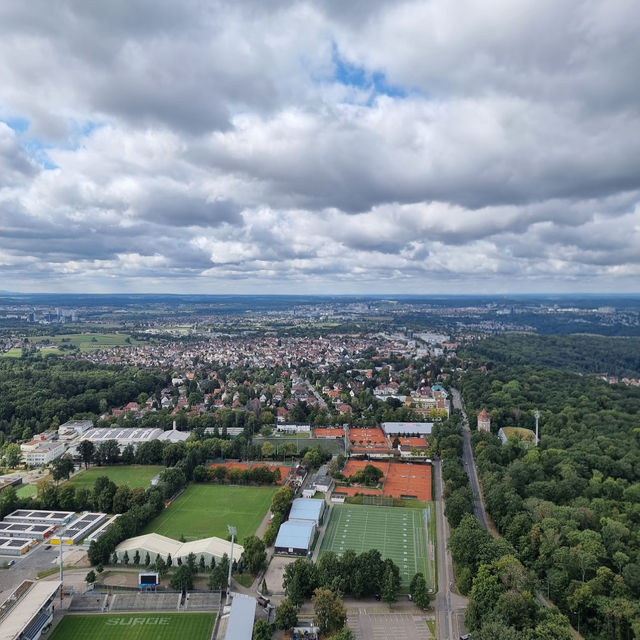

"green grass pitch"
[143,483,277,541]
[65,465,165,491]
[49,613,215,640]
[319,503,432,587]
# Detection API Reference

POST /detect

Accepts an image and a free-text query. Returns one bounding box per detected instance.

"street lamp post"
[226,525,236,606]
[534,409,540,445]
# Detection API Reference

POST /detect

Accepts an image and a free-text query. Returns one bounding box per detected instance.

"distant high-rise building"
[477,409,491,433]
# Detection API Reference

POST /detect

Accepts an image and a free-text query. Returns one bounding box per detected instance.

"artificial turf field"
[65,465,164,491]
[49,613,215,640]
[319,503,432,586]
[143,483,277,541]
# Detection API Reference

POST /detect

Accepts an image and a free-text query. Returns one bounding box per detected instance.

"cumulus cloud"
[0,0,639,293]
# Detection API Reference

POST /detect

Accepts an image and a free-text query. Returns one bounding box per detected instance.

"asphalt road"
[451,387,490,532]
[433,457,468,640]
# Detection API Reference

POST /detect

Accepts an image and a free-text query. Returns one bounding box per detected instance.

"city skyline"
[1,1,639,294]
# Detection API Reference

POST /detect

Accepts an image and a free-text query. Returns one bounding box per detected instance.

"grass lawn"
[319,503,432,587]
[49,613,215,640]
[16,484,37,498]
[65,465,164,491]
[0,348,22,358]
[144,484,276,541]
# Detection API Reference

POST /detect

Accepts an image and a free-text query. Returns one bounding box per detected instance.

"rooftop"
[289,498,324,523]
[274,519,315,550]
[224,593,256,640]
[0,580,61,640]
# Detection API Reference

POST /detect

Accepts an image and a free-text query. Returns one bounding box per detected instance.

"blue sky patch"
[332,44,407,100]
[2,116,104,170]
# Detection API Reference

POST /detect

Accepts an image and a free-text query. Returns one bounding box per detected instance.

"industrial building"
[0,536,35,555]
[69,426,189,452]
[85,515,120,544]
[53,512,107,545]
[4,509,75,527]
[274,519,316,556]
[114,532,243,565]
[0,522,56,540]
[20,440,66,466]
[288,498,324,525]
[58,419,94,439]
[224,593,256,640]
[0,580,61,640]
[382,422,434,437]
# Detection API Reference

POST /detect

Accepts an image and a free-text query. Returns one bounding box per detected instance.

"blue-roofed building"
[289,497,325,525]
[274,519,316,556]
[224,593,256,640]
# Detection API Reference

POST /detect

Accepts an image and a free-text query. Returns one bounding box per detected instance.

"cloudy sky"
[1,0,639,294]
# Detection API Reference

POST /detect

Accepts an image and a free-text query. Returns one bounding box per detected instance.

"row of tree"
[282,549,404,605]
[193,464,282,485]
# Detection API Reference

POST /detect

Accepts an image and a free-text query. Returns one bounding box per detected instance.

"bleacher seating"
[110,592,181,611]
[69,594,106,612]
[24,611,51,640]
[184,592,221,610]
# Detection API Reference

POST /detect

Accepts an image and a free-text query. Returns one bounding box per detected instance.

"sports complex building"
[0,580,61,640]
[274,497,325,556]
[115,532,243,565]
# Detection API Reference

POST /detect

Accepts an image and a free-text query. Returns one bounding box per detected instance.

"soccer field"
[143,484,277,541]
[65,465,164,491]
[49,613,215,640]
[319,503,433,587]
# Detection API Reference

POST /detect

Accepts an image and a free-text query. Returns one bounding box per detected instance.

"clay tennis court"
[348,427,389,449]
[383,463,432,501]
[313,427,346,438]
[332,486,383,497]
[342,459,389,477]
[339,460,432,501]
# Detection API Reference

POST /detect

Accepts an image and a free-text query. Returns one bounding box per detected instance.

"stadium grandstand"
[0,580,61,640]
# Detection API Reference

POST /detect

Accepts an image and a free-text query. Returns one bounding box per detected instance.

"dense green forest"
[460,364,640,639]
[0,358,166,443]
[462,334,640,378]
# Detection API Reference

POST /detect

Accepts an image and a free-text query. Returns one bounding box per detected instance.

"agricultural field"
[319,503,434,587]
[143,484,277,541]
[33,332,143,352]
[49,613,215,640]
[65,465,164,491]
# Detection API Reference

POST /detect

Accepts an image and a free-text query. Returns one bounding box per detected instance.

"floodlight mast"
[226,525,237,606]
[534,409,540,445]
[59,535,63,601]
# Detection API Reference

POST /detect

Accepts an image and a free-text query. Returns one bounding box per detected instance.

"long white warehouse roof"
[115,532,243,562]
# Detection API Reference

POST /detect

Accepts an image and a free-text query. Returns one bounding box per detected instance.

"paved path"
[451,388,494,535]
[433,458,468,640]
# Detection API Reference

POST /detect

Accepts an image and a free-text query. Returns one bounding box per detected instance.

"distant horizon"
[2,291,640,299]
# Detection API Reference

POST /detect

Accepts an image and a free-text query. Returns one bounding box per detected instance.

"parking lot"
[347,611,434,640]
